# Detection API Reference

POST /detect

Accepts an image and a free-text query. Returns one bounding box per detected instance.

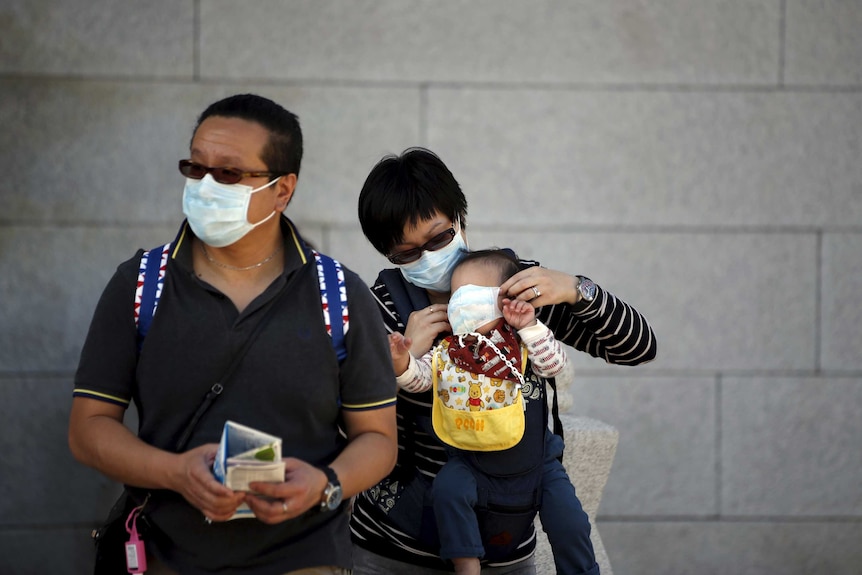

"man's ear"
[275,173,298,212]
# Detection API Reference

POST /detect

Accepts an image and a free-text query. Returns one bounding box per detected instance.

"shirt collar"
[170,215,313,277]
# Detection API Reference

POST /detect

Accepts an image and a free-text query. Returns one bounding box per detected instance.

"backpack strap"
[134,242,349,363]
[312,250,349,363]
[134,242,171,351]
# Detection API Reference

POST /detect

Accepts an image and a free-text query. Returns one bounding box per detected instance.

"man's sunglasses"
[386,227,457,265]
[178,159,281,185]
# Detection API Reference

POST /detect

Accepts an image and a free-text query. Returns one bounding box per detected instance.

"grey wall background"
[1,1,860,574]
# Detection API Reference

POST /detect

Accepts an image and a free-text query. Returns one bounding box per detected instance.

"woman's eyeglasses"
[178,159,280,185]
[386,227,457,265]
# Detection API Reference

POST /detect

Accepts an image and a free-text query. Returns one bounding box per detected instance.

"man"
[70,94,397,574]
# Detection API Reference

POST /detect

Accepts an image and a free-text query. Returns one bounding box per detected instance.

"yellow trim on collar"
[284,219,307,265]
[171,224,190,259]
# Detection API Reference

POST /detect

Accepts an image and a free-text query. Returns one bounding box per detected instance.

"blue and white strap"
[313,250,349,362]
[134,242,170,349]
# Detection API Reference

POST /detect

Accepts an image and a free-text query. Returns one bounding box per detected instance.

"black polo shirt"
[74,217,396,574]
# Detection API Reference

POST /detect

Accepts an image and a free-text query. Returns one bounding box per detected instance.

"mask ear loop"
[245,176,283,227]
[249,175,282,194]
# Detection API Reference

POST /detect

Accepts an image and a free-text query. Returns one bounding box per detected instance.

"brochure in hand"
[213,420,285,520]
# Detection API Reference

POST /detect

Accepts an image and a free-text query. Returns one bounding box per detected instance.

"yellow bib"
[431,340,527,452]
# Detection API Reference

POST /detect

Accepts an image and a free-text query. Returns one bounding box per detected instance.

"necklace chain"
[200,242,282,271]
[456,333,525,387]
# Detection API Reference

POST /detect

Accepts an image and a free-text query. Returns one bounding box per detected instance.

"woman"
[350,147,657,575]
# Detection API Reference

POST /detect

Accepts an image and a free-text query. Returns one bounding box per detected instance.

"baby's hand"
[502,298,537,331]
[388,332,413,376]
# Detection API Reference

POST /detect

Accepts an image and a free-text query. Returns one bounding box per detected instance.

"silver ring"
[532,286,541,298]
[282,501,289,513]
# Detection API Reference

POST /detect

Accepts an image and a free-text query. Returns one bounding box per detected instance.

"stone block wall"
[1,1,860,573]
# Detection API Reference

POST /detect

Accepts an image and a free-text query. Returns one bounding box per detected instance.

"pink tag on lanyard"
[124,500,148,574]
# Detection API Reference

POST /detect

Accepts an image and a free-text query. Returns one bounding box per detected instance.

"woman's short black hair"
[194,93,303,177]
[358,147,468,255]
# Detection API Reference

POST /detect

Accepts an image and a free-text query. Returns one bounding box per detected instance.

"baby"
[389,248,578,575]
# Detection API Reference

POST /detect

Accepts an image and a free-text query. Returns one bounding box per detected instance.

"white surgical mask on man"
[398,222,468,293]
[448,284,503,335]
[182,174,280,247]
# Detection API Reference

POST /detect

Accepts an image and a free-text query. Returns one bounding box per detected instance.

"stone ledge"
[535,415,619,575]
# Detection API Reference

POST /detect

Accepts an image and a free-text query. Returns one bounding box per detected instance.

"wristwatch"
[319,466,343,512]
[575,276,597,303]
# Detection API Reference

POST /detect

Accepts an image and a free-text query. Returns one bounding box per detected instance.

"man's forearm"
[331,430,397,498]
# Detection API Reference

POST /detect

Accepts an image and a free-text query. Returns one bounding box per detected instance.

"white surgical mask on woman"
[182,174,280,247]
[448,284,503,335]
[397,222,468,292]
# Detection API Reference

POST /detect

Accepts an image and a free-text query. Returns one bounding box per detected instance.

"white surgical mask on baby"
[398,222,468,292]
[448,284,503,335]
[182,174,280,247]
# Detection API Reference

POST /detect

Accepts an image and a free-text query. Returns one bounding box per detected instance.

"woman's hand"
[404,304,450,356]
[246,458,327,524]
[174,444,246,522]
[500,266,579,307]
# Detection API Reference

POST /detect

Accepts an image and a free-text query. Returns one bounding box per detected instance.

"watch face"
[579,277,597,302]
[325,484,343,510]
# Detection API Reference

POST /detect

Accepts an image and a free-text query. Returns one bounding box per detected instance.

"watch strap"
[319,466,342,511]
[321,465,339,486]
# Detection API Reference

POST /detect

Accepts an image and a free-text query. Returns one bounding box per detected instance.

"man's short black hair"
[194,93,303,177]
[358,147,468,255]
[456,248,522,284]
